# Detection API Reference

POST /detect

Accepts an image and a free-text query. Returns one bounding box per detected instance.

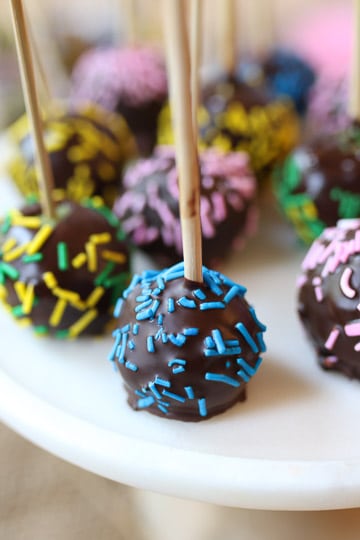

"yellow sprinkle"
[26,225,53,255]
[49,298,67,327]
[72,252,87,269]
[11,216,42,229]
[2,237,17,253]
[97,162,116,180]
[90,233,111,245]
[68,309,98,338]
[86,242,97,272]
[0,284,7,300]
[70,299,87,310]
[43,272,58,289]
[53,188,66,202]
[14,281,26,302]
[86,286,105,307]
[101,250,126,264]
[18,318,32,328]
[53,287,81,304]
[3,243,28,262]
[90,196,104,208]
[22,283,35,315]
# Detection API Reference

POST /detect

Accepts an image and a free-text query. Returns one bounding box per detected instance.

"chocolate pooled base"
[297,219,360,379]
[0,199,130,338]
[109,262,266,421]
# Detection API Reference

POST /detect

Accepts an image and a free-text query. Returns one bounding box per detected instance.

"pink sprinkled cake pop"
[113,146,257,267]
[71,46,168,156]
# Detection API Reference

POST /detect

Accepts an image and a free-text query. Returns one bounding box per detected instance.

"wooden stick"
[190,0,202,138]
[220,0,237,76]
[349,0,360,120]
[26,8,52,106]
[9,0,56,219]
[163,0,203,282]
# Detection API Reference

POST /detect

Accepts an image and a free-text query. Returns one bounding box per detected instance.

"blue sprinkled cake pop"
[108,262,266,421]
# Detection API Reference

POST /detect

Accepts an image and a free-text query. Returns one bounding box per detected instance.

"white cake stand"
[1,173,360,512]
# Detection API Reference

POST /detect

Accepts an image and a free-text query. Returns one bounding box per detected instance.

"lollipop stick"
[163,0,203,283]
[190,0,202,138]
[349,0,360,121]
[26,9,52,106]
[9,0,55,219]
[221,0,237,76]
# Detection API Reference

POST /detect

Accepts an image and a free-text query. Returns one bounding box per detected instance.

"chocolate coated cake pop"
[275,124,360,244]
[297,219,360,380]
[109,262,266,421]
[71,46,168,156]
[7,103,135,207]
[113,146,258,266]
[0,198,130,338]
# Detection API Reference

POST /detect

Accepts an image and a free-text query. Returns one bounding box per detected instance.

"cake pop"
[6,102,136,207]
[297,219,360,380]
[71,46,168,156]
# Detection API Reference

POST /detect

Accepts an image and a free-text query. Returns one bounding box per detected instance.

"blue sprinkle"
[198,398,207,417]
[224,346,242,355]
[157,404,169,414]
[135,389,146,397]
[156,276,165,290]
[112,363,119,373]
[204,349,223,357]
[120,324,130,333]
[225,361,232,368]
[185,386,194,399]
[143,270,158,280]
[157,314,164,325]
[114,298,124,317]
[132,323,139,335]
[193,288,206,300]
[237,369,250,382]
[204,336,215,348]
[118,333,128,363]
[147,335,155,353]
[203,271,223,295]
[178,296,197,309]
[224,285,246,303]
[249,306,267,332]
[138,396,155,409]
[168,358,187,367]
[212,329,226,354]
[136,295,150,302]
[235,323,259,353]
[135,299,152,312]
[165,270,185,281]
[136,308,154,321]
[155,377,171,388]
[152,288,161,296]
[123,274,141,298]
[151,300,160,316]
[173,366,185,374]
[141,288,153,295]
[108,331,121,362]
[168,298,175,313]
[169,333,186,346]
[205,372,241,387]
[161,332,169,344]
[128,340,135,350]
[257,331,267,353]
[236,357,262,377]
[149,381,162,399]
[162,390,186,403]
[225,339,239,347]
[125,361,138,372]
[155,328,163,340]
[200,302,225,311]
[183,327,199,336]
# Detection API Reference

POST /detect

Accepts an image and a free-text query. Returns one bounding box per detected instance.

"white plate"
[1,176,360,511]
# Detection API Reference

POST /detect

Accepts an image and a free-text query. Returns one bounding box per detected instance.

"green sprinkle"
[34,325,49,335]
[104,273,129,289]
[0,262,20,280]
[57,242,69,271]
[0,271,5,285]
[22,253,44,263]
[12,305,24,318]
[95,206,119,227]
[55,329,70,339]
[0,215,12,235]
[94,261,116,286]
[116,227,126,241]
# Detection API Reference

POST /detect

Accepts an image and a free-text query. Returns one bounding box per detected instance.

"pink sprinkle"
[211,192,227,222]
[324,328,340,350]
[355,342,360,352]
[314,286,323,302]
[340,267,356,298]
[296,275,307,288]
[344,321,360,337]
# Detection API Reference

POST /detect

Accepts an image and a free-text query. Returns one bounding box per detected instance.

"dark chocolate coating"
[0,200,130,337]
[110,263,266,421]
[113,146,257,267]
[276,126,360,244]
[7,104,135,207]
[298,221,360,379]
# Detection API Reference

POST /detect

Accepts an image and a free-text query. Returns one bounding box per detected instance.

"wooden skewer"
[220,0,237,77]
[163,0,203,283]
[9,0,56,219]
[190,0,202,139]
[26,8,52,106]
[349,0,360,121]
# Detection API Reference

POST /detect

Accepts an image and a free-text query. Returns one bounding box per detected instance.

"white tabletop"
[1,174,360,511]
